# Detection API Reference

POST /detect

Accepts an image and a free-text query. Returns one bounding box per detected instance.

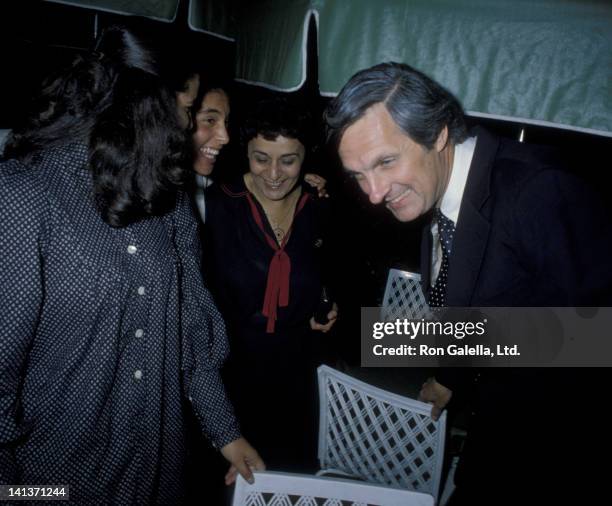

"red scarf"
[245,192,310,333]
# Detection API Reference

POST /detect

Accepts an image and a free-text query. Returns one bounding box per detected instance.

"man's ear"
[434,126,449,153]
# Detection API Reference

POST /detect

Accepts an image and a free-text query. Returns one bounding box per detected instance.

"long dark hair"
[4,26,189,227]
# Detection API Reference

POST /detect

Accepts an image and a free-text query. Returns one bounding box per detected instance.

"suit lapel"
[446,199,490,305]
[445,127,499,306]
[420,223,433,297]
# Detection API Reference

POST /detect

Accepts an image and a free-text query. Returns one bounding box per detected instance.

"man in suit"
[325,62,611,504]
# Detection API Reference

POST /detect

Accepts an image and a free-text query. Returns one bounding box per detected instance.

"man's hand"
[220,437,265,485]
[418,377,452,421]
[309,303,338,333]
[304,173,328,198]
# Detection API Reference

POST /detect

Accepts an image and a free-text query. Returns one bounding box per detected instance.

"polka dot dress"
[0,144,240,504]
[429,209,456,307]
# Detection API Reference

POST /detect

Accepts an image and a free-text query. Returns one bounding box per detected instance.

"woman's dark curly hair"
[241,96,314,159]
[4,26,189,227]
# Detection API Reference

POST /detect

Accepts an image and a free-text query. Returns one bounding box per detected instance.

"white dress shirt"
[194,174,213,223]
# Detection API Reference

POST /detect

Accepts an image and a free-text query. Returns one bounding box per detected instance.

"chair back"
[317,365,446,501]
[381,268,431,321]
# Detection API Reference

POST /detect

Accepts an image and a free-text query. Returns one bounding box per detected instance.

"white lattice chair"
[232,471,434,506]
[381,269,432,322]
[317,366,446,502]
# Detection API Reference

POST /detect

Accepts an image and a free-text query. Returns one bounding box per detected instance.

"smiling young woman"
[192,88,230,177]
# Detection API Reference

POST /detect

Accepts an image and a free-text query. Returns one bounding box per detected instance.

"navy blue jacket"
[422,128,612,504]
[0,144,240,504]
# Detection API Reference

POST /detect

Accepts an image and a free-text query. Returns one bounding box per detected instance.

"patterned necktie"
[429,209,456,307]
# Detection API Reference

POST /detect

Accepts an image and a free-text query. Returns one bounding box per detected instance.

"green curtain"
[234,0,312,91]
[233,0,612,136]
[188,0,235,41]
[45,0,180,22]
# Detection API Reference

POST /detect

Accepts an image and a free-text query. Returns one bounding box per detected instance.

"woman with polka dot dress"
[0,25,263,504]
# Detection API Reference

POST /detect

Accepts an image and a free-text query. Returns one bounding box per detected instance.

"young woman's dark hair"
[193,74,230,111]
[4,25,189,227]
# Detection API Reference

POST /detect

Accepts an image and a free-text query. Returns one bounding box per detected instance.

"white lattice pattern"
[242,494,365,506]
[317,366,446,501]
[381,269,432,321]
[232,472,434,506]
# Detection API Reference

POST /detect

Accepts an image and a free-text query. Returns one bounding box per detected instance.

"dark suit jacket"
[421,127,611,307]
[421,128,612,504]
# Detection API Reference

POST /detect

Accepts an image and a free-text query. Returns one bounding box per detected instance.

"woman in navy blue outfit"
[204,98,338,473]
[0,26,263,504]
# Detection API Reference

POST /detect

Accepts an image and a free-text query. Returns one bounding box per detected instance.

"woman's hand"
[304,173,328,198]
[310,302,338,333]
[220,437,266,485]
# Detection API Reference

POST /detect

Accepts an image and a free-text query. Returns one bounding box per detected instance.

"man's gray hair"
[325,62,468,150]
